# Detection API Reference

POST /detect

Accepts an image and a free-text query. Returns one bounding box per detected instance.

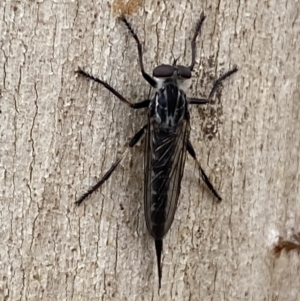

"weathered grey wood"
[1,0,299,300]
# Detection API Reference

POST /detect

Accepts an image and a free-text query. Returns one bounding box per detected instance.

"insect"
[75,13,237,289]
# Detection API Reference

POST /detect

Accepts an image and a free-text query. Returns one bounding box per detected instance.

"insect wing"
[144,118,190,239]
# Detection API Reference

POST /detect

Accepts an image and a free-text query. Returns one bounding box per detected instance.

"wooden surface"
[1,0,300,300]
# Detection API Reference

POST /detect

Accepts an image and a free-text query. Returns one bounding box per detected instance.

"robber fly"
[75,13,237,289]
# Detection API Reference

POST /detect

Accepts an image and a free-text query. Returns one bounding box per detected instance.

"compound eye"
[177,65,192,79]
[153,64,174,78]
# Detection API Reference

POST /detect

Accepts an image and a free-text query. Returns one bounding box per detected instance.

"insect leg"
[189,12,206,71]
[120,16,157,89]
[187,140,222,201]
[76,68,150,109]
[189,66,238,104]
[188,98,209,105]
[207,66,238,100]
[75,125,147,206]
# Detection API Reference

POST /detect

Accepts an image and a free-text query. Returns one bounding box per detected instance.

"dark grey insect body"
[76,13,237,290]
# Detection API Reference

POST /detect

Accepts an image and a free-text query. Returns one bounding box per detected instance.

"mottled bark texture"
[1,0,299,300]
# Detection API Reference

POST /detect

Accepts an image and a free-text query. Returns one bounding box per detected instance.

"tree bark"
[1,0,299,300]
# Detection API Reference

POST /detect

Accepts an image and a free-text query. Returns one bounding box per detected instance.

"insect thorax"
[150,80,188,127]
